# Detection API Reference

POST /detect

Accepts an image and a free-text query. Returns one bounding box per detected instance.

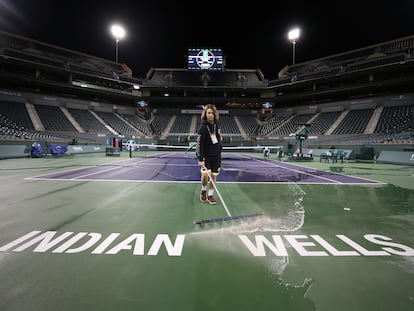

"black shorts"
[204,158,221,174]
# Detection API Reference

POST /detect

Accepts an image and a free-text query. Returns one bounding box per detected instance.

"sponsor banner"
[377,151,414,165]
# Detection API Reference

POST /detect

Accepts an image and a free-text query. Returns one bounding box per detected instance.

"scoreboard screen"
[188,48,223,71]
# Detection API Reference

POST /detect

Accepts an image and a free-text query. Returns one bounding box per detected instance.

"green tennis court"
[0,151,413,311]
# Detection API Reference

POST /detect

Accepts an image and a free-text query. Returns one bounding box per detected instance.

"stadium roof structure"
[1,31,414,108]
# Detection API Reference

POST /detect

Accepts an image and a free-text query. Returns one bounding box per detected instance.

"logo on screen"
[196,49,215,70]
[188,48,223,71]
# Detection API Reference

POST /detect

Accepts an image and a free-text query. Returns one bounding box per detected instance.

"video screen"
[137,100,148,108]
[262,101,272,109]
[188,48,223,71]
[262,101,273,114]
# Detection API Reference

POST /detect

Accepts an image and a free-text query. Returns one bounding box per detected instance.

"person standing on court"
[196,104,222,205]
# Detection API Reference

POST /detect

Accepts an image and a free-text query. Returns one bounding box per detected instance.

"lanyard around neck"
[207,123,216,135]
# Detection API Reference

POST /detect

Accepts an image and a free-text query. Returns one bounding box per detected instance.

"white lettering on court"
[1,231,413,257]
[238,235,288,256]
[0,231,185,256]
[238,234,414,257]
[363,234,414,256]
[284,235,329,256]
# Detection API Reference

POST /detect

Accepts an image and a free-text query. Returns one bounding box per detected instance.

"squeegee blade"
[193,213,263,226]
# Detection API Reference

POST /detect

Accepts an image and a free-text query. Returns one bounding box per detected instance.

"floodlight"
[288,28,300,65]
[111,24,126,63]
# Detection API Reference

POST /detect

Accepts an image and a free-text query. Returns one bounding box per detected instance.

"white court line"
[25,152,385,185]
[72,157,161,179]
[204,169,232,217]
[233,154,344,184]
[25,156,161,180]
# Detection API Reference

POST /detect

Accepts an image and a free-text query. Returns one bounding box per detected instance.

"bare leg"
[201,171,208,187]
[209,174,217,190]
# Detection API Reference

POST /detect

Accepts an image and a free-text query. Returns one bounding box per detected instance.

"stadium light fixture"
[288,28,300,65]
[111,24,126,63]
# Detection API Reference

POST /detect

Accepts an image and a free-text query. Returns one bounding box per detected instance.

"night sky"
[1,0,413,79]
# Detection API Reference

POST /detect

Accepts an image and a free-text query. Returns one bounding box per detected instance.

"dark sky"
[1,0,414,80]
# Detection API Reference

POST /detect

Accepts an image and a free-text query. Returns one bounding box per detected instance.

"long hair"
[200,104,219,122]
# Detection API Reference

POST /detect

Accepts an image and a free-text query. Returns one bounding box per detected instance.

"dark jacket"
[196,120,222,161]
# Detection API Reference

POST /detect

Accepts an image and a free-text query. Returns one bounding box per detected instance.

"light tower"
[288,28,300,65]
[111,24,126,63]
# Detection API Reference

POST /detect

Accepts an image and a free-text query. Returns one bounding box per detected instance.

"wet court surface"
[27,153,382,184]
[0,152,412,311]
